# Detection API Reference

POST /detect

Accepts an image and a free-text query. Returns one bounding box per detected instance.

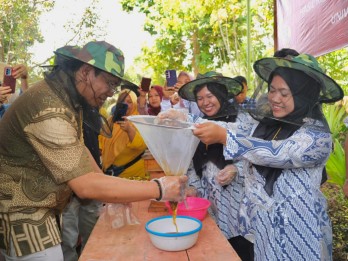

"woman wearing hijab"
[178,72,253,260]
[189,54,343,260]
[100,89,147,179]
[138,85,164,116]
[161,71,203,117]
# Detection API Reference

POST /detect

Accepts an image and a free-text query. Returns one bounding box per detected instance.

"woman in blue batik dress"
[177,71,254,260]
[186,54,343,260]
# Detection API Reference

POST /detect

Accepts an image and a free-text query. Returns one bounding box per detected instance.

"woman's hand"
[216,165,238,186]
[163,86,175,99]
[173,82,184,92]
[137,88,147,108]
[192,122,227,145]
[118,118,133,132]
[118,118,136,141]
[138,87,147,97]
[170,92,180,105]
[156,108,188,122]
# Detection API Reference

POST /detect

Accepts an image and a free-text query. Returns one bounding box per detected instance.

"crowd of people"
[0,40,345,261]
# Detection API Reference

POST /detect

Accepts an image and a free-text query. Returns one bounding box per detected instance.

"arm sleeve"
[160,99,172,112]
[127,130,147,151]
[137,98,148,115]
[24,114,93,184]
[223,126,332,169]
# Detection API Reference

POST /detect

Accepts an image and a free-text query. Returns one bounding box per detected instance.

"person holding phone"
[140,77,151,92]
[161,71,203,117]
[177,71,253,260]
[100,89,148,179]
[138,85,164,116]
[0,63,29,119]
[0,42,187,261]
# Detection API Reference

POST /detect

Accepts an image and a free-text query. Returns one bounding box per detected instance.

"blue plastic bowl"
[145,215,202,251]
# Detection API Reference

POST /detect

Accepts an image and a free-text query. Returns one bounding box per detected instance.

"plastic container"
[165,197,211,221]
[145,215,202,251]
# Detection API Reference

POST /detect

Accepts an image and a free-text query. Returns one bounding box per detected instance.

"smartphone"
[112,103,128,122]
[165,70,177,87]
[3,67,16,93]
[140,77,152,92]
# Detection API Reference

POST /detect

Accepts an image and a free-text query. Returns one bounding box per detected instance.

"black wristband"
[152,179,163,201]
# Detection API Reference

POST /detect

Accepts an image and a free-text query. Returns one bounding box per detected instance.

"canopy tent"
[274,0,348,57]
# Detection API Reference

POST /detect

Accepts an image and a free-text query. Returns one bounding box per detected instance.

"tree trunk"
[191,29,199,77]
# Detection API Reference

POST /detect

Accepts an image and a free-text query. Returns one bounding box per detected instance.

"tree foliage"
[318,48,348,95]
[121,0,347,95]
[121,0,274,86]
[0,0,55,64]
[0,0,104,81]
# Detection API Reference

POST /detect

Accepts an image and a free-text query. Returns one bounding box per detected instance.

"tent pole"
[274,0,278,52]
[247,0,251,87]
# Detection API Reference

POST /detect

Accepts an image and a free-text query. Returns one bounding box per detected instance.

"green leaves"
[120,0,274,83]
[326,138,346,186]
[323,103,348,186]
[325,103,348,142]
[0,0,55,64]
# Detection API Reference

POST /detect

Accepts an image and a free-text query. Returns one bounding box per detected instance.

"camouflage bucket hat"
[178,71,243,101]
[53,45,81,65]
[54,41,125,79]
[253,54,343,103]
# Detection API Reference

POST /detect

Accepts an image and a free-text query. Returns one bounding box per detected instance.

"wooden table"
[79,200,241,261]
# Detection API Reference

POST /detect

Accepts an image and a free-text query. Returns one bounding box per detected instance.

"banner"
[276,0,348,57]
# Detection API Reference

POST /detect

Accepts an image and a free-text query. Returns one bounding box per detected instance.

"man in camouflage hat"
[0,41,187,260]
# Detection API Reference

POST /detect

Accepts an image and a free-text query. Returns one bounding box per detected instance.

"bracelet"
[152,179,163,201]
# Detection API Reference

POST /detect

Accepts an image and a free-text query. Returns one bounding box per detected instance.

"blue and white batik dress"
[222,113,332,261]
[186,160,245,240]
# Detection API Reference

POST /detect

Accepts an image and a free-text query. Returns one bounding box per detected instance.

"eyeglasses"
[101,73,122,94]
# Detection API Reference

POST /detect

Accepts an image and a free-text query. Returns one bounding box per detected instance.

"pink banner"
[276,0,348,56]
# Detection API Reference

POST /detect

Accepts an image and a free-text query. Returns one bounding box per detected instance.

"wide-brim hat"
[253,54,343,103]
[121,79,140,97]
[178,71,243,101]
[54,41,125,80]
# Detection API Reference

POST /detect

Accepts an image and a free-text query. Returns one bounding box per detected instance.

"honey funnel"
[127,115,199,176]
